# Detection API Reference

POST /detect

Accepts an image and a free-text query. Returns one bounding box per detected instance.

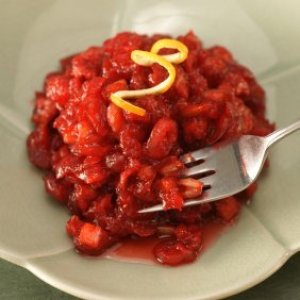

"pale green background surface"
[1,254,300,299]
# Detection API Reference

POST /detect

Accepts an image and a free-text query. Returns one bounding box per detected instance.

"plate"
[1,0,300,299]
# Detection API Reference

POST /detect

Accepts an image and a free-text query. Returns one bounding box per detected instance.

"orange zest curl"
[110,39,189,116]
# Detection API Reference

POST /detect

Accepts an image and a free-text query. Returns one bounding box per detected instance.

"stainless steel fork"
[139,120,300,213]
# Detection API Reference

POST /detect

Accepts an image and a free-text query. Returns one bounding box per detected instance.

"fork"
[139,120,300,213]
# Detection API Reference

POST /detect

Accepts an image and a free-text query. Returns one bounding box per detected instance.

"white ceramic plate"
[1,0,300,299]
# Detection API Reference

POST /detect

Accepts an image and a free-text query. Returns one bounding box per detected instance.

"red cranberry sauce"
[27,31,274,265]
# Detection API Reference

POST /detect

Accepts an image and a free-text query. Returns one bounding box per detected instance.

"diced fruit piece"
[45,74,70,108]
[178,178,203,199]
[215,196,241,221]
[158,177,183,210]
[107,103,124,134]
[44,173,71,203]
[69,183,97,212]
[74,222,109,255]
[66,215,84,237]
[153,240,197,266]
[147,117,178,159]
[32,93,57,125]
[27,126,51,169]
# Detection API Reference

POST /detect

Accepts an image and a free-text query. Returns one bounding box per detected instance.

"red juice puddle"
[201,220,230,251]
[104,220,232,265]
[104,236,159,264]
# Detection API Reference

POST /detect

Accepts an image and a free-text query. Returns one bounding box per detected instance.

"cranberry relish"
[27,31,274,265]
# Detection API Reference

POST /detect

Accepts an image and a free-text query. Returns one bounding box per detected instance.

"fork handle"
[265,119,300,148]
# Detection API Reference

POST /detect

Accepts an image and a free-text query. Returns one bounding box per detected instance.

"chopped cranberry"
[156,156,184,176]
[153,240,197,266]
[172,65,189,98]
[181,100,223,119]
[45,74,70,108]
[107,103,124,134]
[120,125,143,158]
[69,182,97,212]
[27,31,274,266]
[131,221,157,237]
[183,117,209,144]
[74,222,110,255]
[66,215,84,237]
[200,55,228,86]
[157,177,183,210]
[71,47,103,80]
[32,93,57,125]
[208,46,233,64]
[85,194,113,221]
[132,165,157,202]
[178,30,202,51]
[84,95,108,136]
[215,196,241,221]
[146,117,178,159]
[44,173,71,203]
[104,79,128,99]
[105,152,127,172]
[27,126,51,169]
[149,64,168,87]
[175,224,202,251]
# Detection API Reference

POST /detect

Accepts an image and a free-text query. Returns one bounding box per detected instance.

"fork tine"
[139,133,273,214]
[139,174,217,213]
[183,165,215,177]
[200,173,216,186]
[139,191,214,213]
[180,147,214,164]
[182,157,215,177]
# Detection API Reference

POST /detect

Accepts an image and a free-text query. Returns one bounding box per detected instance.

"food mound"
[27,31,274,266]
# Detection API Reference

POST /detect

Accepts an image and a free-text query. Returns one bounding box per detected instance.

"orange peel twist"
[110,39,189,116]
